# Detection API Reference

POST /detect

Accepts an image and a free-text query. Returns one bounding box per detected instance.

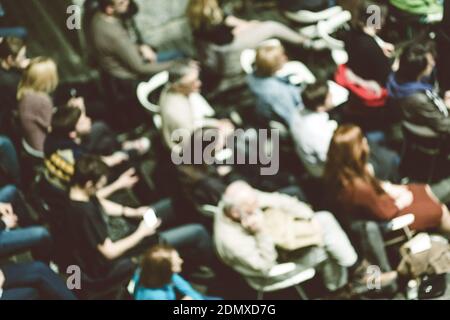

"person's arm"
[412,93,450,134]
[172,274,204,300]
[351,179,399,221]
[345,68,382,96]
[97,220,160,260]
[255,190,314,220]
[108,27,174,76]
[232,232,278,274]
[96,168,139,199]
[98,197,146,218]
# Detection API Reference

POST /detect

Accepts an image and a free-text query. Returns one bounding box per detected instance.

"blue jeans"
[0,226,51,259]
[157,50,186,63]
[0,27,27,38]
[1,261,76,300]
[0,135,21,184]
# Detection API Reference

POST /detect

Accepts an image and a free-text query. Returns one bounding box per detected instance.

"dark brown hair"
[50,106,82,137]
[71,154,109,187]
[139,245,176,288]
[302,81,329,111]
[0,37,25,60]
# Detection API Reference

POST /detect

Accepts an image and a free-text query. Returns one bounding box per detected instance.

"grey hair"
[221,181,254,216]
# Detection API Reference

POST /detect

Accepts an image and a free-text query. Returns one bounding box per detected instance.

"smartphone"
[143,209,158,228]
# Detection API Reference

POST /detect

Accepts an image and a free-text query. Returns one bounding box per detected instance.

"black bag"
[418,273,447,299]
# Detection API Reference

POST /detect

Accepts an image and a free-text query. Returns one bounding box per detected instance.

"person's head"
[50,106,92,139]
[98,0,130,16]
[351,0,388,33]
[0,37,29,70]
[323,125,380,193]
[71,154,109,195]
[186,0,224,31]
[168,61,201,95]
[302,81,332,112]
[139,245,183,288]
[17,57,58,100]
[222,181,259,225]
[254,42,288,77]
[397,43,436,83]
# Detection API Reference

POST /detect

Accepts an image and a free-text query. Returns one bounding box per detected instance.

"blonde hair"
[17,57,58,100]
[255,43,286,77]
[186,0,224,32]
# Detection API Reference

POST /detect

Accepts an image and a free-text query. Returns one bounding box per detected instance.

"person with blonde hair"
[17,57,58,152]
[247,42,301,124]
[186,0,320,76]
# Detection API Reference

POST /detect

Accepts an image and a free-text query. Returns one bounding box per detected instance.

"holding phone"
[143,208,158,228]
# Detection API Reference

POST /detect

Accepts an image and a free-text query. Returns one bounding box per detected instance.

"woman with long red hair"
[323,124,450,233]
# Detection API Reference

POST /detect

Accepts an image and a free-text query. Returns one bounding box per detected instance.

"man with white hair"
[214,181,397,294]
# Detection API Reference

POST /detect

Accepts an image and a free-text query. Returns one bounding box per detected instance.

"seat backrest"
[136,71,169,113]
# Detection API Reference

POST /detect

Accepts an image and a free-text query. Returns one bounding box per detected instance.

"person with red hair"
[323,124,450,232]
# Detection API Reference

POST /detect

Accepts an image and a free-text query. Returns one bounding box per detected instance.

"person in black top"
[0,36,30,135]
[344,0,394,91]
[67,155,216,278]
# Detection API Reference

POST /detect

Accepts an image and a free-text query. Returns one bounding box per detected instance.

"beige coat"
[214,190,326,289]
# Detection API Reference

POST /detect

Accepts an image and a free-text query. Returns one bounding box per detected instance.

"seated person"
[290,82,400,180]
[160,61,233,153]
[344,1,394,91]
[66,155,215,278]
[246,42,303,125]
[89,0,178,80]
[387,42,450,139]
[0,186,51,261]
[133,245,221,300]
[187,0,314,49]
[89,0,179,130]
[0,261,76,300]
[0,36,30,134]
[323,124,450,234]
[389,0,443,18]
[43,105,143,192]
[214,181,397,293]
[17,57,58,153]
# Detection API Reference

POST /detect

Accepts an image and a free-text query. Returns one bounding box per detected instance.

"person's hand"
[363,80,382,96]
[182,296,193,300]
[134,206,151,218]
[114,168,139,190]
[67,97,86,113]
[0,269,5,290]
[1,211,18,229]
[382,42,395,58]
[444,90,450,108]
[394,190,414,210]
[103,151,129,167]
[218,119,234,137]
[139,45,157,63]
[242,212,264,234]
[0,203,14,216]
[137,218,161,238]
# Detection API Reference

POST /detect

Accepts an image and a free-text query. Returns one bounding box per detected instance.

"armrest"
[383,213,415,232]
[268,262,296,277]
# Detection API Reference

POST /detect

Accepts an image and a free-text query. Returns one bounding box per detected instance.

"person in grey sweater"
[89,0,176,81]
